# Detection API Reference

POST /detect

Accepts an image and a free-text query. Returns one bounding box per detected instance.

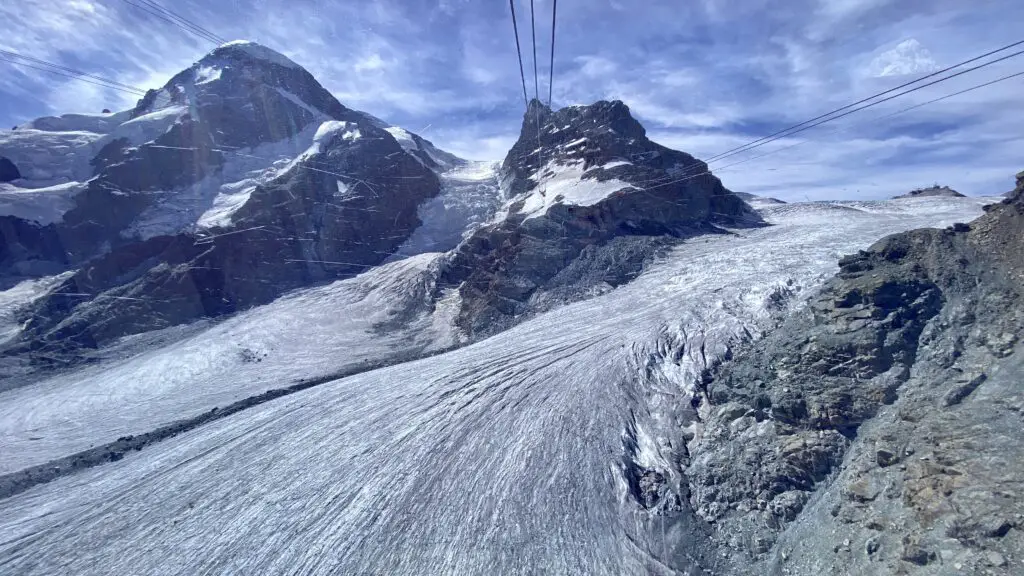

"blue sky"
[1,0,1022,200]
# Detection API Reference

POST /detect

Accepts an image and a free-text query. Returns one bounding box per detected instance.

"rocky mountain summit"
[1,42,448,358]
[680,173,1024,574]
[439,99,761,335]
[894,184,966,199]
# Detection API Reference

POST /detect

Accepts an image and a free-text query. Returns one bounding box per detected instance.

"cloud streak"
[0,0,1021,199]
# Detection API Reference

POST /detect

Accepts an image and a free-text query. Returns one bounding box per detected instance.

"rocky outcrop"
[0,157,19,182]
[682,172,1024,574]
[734,191,786,205]
[894,185,965,199]
[441,100,762,335]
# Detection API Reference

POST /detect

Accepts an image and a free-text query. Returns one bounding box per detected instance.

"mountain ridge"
[1,44,759,363]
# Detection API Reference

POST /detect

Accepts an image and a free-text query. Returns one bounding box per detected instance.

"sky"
[1,0,1022,201]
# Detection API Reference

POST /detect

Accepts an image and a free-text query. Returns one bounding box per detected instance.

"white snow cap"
[313,121,357,145]
[516,160,636,220]
[216,40,301,69]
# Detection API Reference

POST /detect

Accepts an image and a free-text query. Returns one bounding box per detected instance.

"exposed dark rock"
[0,156,20,182]
[682,170,1024,574]
[900,542,936,565]
[942,372,987,406]
[893,184,965,199]
[0,216,66,276]
[440,100,761,336]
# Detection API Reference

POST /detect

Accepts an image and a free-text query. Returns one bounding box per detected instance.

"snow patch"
[517,160,636,220]
[385,126,416,151]
[313,120,349,144]
[136,121,322,237]
[335,180,360,200]
[587,160,632,172]
[275,88,328,121]
[0,181,85,224]
[20,110,132,134]
[111,105,186,147]
[391,161,503,258]
[0,129,104,187]
[149,89,173,110]
[0,273,73,346]
[218,40,301,69]
[194,65,222,85]
[195,184,255,229]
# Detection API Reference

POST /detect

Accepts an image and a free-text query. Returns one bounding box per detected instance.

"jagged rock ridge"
[2,41,445,355]
[440,99,762,335]
[894,184,966,199]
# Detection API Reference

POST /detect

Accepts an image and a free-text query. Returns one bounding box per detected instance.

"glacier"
[0,194,993,575]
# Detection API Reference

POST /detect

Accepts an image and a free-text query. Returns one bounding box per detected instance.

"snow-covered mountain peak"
[0,41,474,347]
[129,40,354,137]
[210,40,303,69]
[496,99,757,227]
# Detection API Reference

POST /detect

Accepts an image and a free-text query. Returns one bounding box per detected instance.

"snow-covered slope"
[0,195,993,575]
[390,161,504,258]
[18,110,134,133]
[0,129,104,188]
[514,159,639,220]
[0,252,460,474]
[0,273,71,347]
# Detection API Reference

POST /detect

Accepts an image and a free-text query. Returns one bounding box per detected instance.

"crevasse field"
[0,194,991,575]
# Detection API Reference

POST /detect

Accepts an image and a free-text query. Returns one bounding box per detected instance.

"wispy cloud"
[867,39,940,77]
[0,0,1021,197]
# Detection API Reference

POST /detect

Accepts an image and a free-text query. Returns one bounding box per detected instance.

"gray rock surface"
[0,157,19,182]
[894,185,966,199]
[440,99,762,336]
[680,170,1024,574]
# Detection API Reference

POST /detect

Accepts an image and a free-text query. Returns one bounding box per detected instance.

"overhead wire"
[528,0,544,194]
[0,49,146,94]
[548,0,557,106]
[706,46,1024,166]
[530,0,539,101]
[715,68,1024,177]
[508,0,530,109]
[0,52,147,96]
[118,0,225,45]
[641,68,1024,193]
[704,38,1024,164]
[644,44,1024,190]
[131,0,228,45]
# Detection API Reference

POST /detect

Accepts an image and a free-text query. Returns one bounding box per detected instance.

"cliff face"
[441,99,761,336]
[685,177,1024,574]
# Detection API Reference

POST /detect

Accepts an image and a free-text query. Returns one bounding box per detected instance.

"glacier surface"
[0,195,994,575]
